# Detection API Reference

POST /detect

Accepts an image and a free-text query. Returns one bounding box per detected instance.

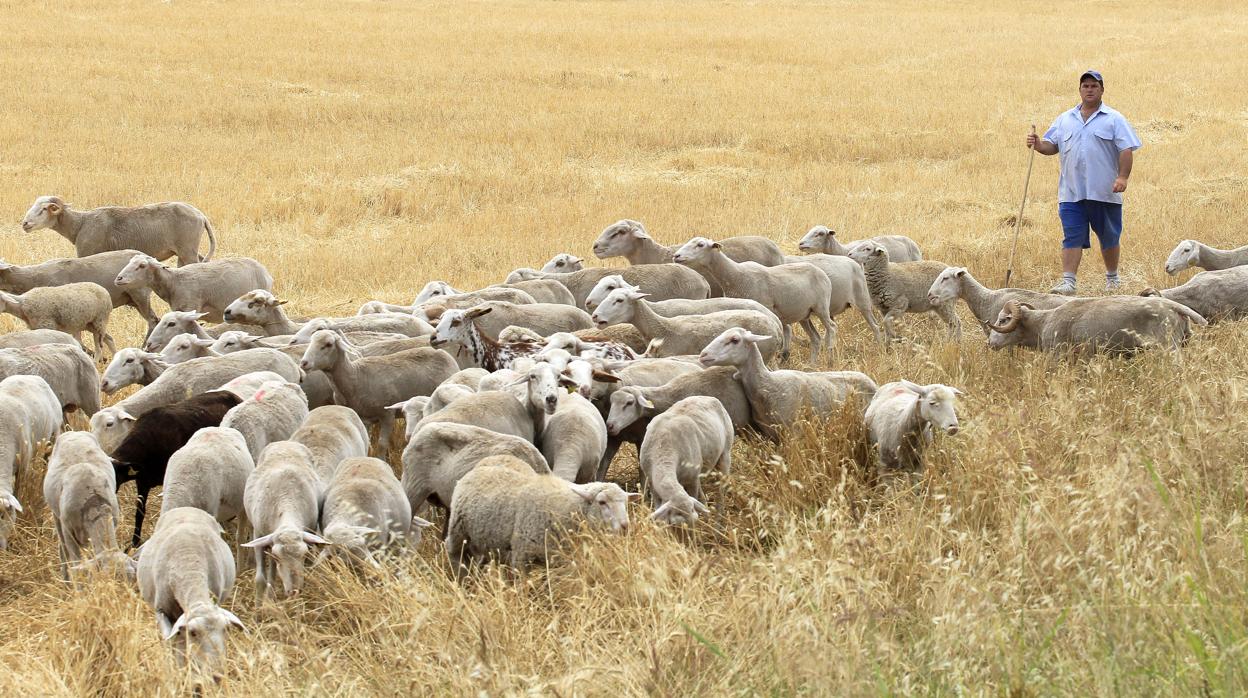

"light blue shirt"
[1043,103,1142,205]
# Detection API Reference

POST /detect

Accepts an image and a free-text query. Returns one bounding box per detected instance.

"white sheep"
[20,196,217,266]
[781,253,883,342]
[926,267,1071,335]
[0,343,101,416]
[0,375,63,549]
[288,405,370,484]
[0,328,77,349]
[698,328,877,439]
[673,237,837,360]
[605,366,751,437]
[1165,239,1248,275]
[42,432,121,580]
[216,371,288,401]
[90,348,302,451]
[865,381,963,471]
[319,457,431,567]
[0,282,115,356]
[100,349,167,394]
[242,441,329,600]
[114,254,273,322]
[401,423,549,517]
[360,285,536,317]
[157,333,219,364]
[591,287,784,360]
[136,507,244,673]
[299,330,456,450]
[414,281,461,304]
[222,289,431,338]
[1141,266,1248,322]
[986,297,1206,354]
[0,250,159,328]
[583,273,781,318]
[446,455,636,580]
[494,278,578,306]
[159,427,255,549]
[541,391,608,484]
[410,388,538,444]
[797,225,923,262]
[639,396,733,526]
[848,241,958,341]
[220,380,310,461]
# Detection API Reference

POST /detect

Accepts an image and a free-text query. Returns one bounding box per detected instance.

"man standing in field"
[1027,70,1142,294]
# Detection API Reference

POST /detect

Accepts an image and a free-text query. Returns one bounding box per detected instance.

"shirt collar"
[1070,102,1109,117]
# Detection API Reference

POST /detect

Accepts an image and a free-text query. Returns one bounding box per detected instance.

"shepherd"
[1027,70,1142,295]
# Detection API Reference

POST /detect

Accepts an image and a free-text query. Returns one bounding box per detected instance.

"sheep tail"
[201,217,218,263]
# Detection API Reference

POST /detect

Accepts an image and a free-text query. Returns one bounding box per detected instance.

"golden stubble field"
[2,0,1248,694]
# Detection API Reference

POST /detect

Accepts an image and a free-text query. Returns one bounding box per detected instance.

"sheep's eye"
[730,337,739,344]
[451,320,461,327]
[166,322,175,327]
[125,358,134,364]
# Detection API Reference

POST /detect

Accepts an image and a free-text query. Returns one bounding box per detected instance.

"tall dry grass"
[2,0,1248,694]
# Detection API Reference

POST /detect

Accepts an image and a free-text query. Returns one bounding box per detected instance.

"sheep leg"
[780,324,793,361]
[375,414,396,459]
[52,518,71,582]
[882,310,903,342]
[799,318,822,363]
[130,485,150,550]
[716,445,732,475]
[595,440,621,481]
[128,291,159,331]
[71,332,94,358]
[852,285,884,343]
[936,304,961,341]
[817,308,837,353]
[253,547,268,602]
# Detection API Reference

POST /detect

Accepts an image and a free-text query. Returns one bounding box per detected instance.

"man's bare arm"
[1025,131,1058,155]
[1113,148,1134,193]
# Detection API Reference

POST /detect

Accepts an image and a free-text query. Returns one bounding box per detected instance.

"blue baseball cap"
[1080,70,1104,84]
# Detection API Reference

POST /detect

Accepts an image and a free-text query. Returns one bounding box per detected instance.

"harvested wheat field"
[2,0,1248,694]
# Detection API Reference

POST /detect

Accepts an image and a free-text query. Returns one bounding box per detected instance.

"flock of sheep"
[3,195,1247,674]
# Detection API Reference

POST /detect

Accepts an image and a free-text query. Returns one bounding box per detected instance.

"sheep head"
[161,602,245,673]
[797,225,834,252]
[20,195,63,232]
[413,280,459,305]
[606,387,653,436]
[1165,240,1200,275]
[584,274,636,312]
[927,267,969,306]
[591,288,647,329]
[243,528,329,598]
[143,310,208,352]
[847,240,886,265]
[0,492,22,550]
[541,253,584,273]
[223,289,286,324]
[592,219,649,259]
[114,253,161,287]
[570,482,638,532]
[671,236,719,265]
[101,348,163,394]
[699,327,771,368]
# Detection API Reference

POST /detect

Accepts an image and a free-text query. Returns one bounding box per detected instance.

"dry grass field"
[2,0,1248,694]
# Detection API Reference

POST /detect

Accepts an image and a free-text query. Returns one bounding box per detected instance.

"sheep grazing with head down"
[137,507,243,675]
[43,432,122,580]
[445,455,637,580]
[402,423,549,519]
[220,380,309,462]
[243,441,329,601]
[865,381,963,472]
[1165,239,1248,275]
[0,376,64,550]
[986,297,1206,355]
[20,195,217,266]
[319,457,431,568]
[639,396,733,527]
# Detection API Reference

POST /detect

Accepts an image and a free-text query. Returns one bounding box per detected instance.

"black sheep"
[111,390,242,549]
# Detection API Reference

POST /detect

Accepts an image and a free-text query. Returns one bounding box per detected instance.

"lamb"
[20,196,217,266]
[0,344,100,416]
[410,389,537,444]
[540,253,585,273]
[583,273,780,318]
[1140,266,1248,322]
[136,507,244,673]
[320,457,430,566]
[540,391,608,484]
[494,278,577,306]
[287,406,370,486]
[986,297,1207,354]
[1165,239,1248,275]
[109,391,243,548]
[0,328,77,349]
[242,441,329,600]
[0,250,159,328]
[0,376,63,550]
[865,381,962,472]
[114,254,273,322]
[401,423,549,516]
[221,380,310,461]
[158,427,254,547]
[926,267,1072,335]
[847,241,958,341]
[429,307,549,371]
[606,366,752,438]
[299,329,458,450]
[673,237,837,360]
[43,432,121,579]
[698,328,878,439]
[591,287,784,360]
[0,282,115,356]
[797,225,923,262]
[446,455,635,580]
[503,264,710,309]
[780,253,883,342]
[222,289,432,338]
[639,396,733,526]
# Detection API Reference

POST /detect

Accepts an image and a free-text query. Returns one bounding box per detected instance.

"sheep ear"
[650,501,672,520]
[164,612,189,640]
[192,338,215,348]
[570,256,583,264]
[221,609,246,631]
[568,483,597,502]
[47,201,62,214]
[711,242,722,249]
[302,532,331,546]
[118,410,137,423]
[310,546,332,569]
[591,370,621,383]
[274,299,289,306]
[464,306,492,319]
[191,311,208,321]
[955,269,967,277]
[156,612,176,639]
[952,388,966,397]
[692,498,710,514]
[5,494,22,514]
[557,375,578,389]
[741,331,771,343]
[411,516,434,529]
[385,400,408,412]
[638,396,655,409]
[241,533,276,549]
[626,290,650,300]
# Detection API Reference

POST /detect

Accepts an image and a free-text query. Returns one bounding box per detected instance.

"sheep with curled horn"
[986,296,1207,355]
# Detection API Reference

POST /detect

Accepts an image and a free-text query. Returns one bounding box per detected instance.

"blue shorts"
[1059,200,1122,250]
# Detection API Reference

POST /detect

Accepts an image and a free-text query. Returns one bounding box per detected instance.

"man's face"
[1080,79,1104,105]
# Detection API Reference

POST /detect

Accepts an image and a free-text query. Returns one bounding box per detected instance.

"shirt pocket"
[1093,125,1116,143]
[1059,129,1076,153]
